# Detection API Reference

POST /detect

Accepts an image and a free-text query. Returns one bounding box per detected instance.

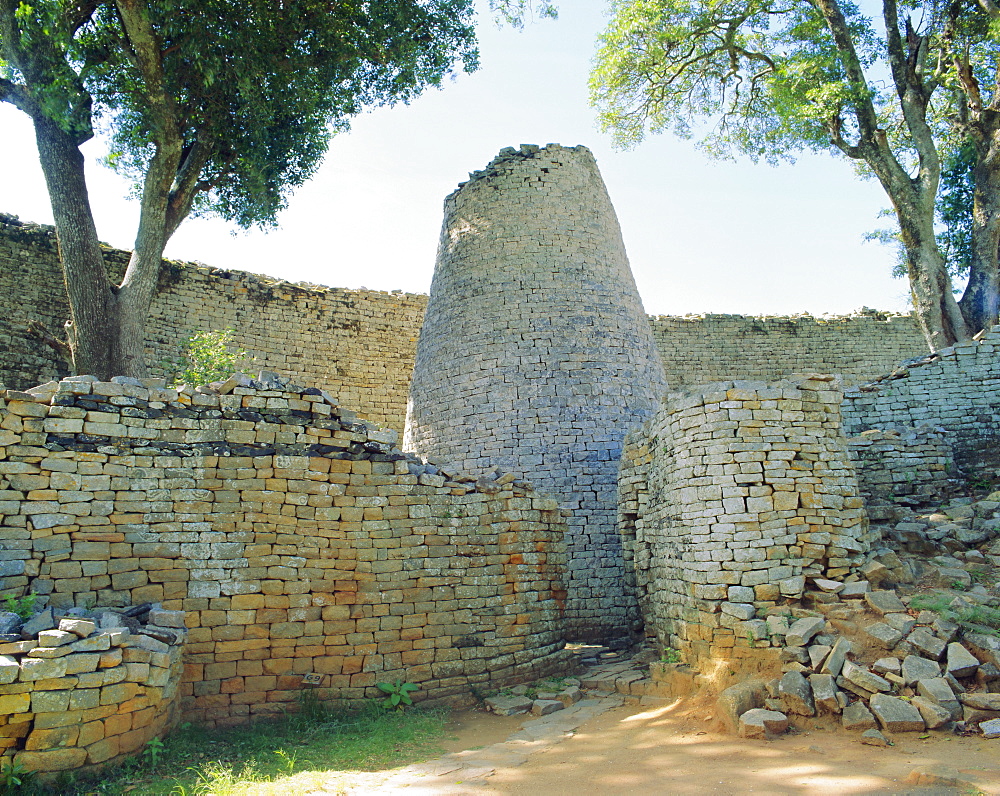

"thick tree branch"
[164,134,217,239]
[0,1,95,144]
[113,0,181,150]
[68,0,103,35]
[811,0,882,138]
[0,77,40,116]
[974,0,1000,18]
[828,114,864,158]
[26,320,73,363]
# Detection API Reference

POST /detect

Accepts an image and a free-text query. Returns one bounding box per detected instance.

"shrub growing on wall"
[165,329,248,387]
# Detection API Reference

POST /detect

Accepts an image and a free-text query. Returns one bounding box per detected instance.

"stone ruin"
[1,144,1000,777]
[405,144,667,643]
[618,375,874,664]
[0,372,572,772]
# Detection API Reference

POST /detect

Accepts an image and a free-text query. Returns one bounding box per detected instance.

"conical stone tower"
[405,144,667,642]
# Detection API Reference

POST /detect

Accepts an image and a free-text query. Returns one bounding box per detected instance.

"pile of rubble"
[739,586,999,742]
[482,679,585,717]
[735,491,1000,744]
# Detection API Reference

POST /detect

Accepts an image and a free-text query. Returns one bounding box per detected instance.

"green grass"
[31,698,451,796]
[910,592,1000,637]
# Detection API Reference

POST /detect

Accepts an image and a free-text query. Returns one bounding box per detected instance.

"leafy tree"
[489,0,557,27]
[936,141,977,282]
[590,0,1000,348]
[0,0,477,378]
[164,328,249,387]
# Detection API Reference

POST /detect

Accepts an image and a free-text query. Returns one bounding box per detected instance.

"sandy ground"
[322,695,1000,795]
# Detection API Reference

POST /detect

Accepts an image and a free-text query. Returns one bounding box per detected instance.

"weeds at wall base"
[29,703,452,796]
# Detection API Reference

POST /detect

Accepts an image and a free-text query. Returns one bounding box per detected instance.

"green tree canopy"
[0,0,478,377]
[591,0,1000,348]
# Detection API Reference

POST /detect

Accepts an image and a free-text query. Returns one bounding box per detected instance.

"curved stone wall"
[404,144,667,642]
[0,375,571,729]
[619,376,872,665]
[0,608,184,774]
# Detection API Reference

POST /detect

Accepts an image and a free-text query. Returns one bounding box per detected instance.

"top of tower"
[450,143,593,198]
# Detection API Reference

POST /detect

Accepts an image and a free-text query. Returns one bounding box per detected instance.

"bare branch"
[828,113,864,158]
[26,320,73,363]
[0,77,40,116]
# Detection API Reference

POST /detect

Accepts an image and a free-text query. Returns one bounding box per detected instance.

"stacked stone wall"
[842,325,1000,477]
[619,376,872,665]
[404,145,667,643]
[0,215,426,437]
[1,217,936,443]
[650,312,927,389]
[0,375,571,728]
[0,610,184,774]
[847,426,959,510]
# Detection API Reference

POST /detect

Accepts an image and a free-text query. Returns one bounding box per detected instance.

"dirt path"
[319,695,1000,795]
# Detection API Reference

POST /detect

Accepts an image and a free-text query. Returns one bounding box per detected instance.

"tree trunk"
[112,250,162,379]
[32,115,118,379]
[109,143,182,379]
[960,136,1000,335]
[897,212,970,350]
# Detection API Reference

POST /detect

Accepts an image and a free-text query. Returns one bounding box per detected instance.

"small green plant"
[2,594,37,621]
[660,647,681,664]
[967,475,993,492]
[295,686,330,726]
[143,736,165,767]
[911,593,1000,636]
[165,329,249,388]
[0,758,34,794]
[376,679,419,711]
[273,748,297,774]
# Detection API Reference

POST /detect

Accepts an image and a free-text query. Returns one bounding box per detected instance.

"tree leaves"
[590,0,1000,344]
[590,0,879,161]
[2,0,479,230]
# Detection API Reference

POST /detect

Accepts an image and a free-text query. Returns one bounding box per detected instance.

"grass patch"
[39,698,451,796]
[910,592,1000,637]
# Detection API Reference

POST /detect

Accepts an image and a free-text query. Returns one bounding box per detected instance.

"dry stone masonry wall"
[0,607,184,774]
[404,145,668,643]
[651,312,927,389]
[0,215,425,437]
[619,376,873,665]
[1,215,936,440]
[843,324,1000,477]
[847,426,959,513]
[0,374,571,731]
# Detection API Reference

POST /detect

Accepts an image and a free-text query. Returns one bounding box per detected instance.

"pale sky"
[0,1,909,317]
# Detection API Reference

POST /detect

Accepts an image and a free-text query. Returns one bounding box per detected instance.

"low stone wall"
[0,215,426,437]
[0,608,184,774]
[847,426,959,510]
[843,324,1000,477]
[650,312,927,389]
[619,376,872,665]
[0,375,571,728]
